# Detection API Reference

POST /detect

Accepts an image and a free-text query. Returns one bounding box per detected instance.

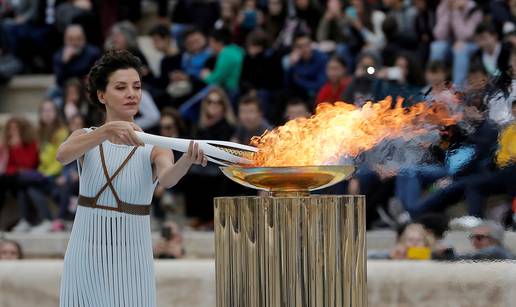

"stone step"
[3,230,515,259]
[0,75,54,114]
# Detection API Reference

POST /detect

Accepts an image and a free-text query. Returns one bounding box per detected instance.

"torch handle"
[134,132,254,166]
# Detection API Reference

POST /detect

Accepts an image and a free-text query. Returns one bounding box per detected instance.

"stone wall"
[0,260,515,307]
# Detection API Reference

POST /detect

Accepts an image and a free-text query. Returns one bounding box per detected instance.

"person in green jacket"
[201,28,245,94]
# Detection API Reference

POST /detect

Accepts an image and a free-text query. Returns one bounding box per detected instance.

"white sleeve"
[135,90,161,130]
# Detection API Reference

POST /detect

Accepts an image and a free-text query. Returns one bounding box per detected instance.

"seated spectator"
[235,0,264,43]
[0,239,23,260]
[22,100,69,233]
[413,0,438,63]
[455,221,514,260]
[368,223,436,260]
[284,31,328,99]
[380,16,418,67]
[463,99,515,215]
[240,29,283,93]
[343,0,386,52]
[181,87,236,229]
[150,26,210,108]
[134,90,161,131]
[55,0,103,47]
[105,21,153,82]
[0,117,38,232]
[52,114,86,231]
[232,93,272,145]
[293,0,322,38]
[374,53,425,103]
[472,22,511,78]
[487,48,516,126]
[316,56,352,104]
[430,0,483,88]
[52,24,101,89]
[152,108,186,223]
[201,28,245,96]
[406,80,499,219]
[284,97,313,122]
[420,60,454,102]
[342,51,382,105]
[263,0,287,41]
[153,221,185,259]
[149,24,181,88]
[382,0,418,46]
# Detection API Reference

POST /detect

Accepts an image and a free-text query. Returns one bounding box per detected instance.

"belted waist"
[78,195,151,216]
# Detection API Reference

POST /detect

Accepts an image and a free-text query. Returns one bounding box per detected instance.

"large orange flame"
[250,97,460,167]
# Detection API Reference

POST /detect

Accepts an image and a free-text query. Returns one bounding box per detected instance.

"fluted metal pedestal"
[214,195,367,307]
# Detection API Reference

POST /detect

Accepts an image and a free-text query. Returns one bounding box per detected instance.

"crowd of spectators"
[0,0,515,235]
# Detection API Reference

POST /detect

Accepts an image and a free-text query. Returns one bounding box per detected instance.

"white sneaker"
[11,219,31,232]
[29,220,53,233]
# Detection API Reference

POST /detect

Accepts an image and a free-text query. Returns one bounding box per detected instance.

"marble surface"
[0,260,515,307]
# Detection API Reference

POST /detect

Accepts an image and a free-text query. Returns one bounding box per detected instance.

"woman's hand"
[100,121,144,146]
[177,141,208,167]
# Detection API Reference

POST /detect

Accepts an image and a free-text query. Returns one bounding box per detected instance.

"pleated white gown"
[60,129,158,307]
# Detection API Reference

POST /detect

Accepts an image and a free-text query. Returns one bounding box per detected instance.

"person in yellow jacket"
[464,99,516,217]
[17,100,69,233]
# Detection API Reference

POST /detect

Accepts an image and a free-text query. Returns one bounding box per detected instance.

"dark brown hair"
[87,49,142,110]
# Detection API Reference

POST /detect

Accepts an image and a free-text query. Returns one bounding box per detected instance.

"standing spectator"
[54,0,103,47]
[232,93,272,145]
[430,0,483,88]
[201,28,245,96]
[284,31,328,99]
[182,87,236,229]
[316,56,351,104]
[0,117,38,232]
[53,24,100,89]
[472,22,512,78]
[22,101,69,233]
[455,221,514,260]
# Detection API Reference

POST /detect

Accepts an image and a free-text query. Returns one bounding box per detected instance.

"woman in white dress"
[56,50,207,307]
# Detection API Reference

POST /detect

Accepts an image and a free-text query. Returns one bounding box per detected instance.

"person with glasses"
[455,221,514,260]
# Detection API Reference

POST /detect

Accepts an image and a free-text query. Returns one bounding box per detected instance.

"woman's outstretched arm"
[56,121,144,165]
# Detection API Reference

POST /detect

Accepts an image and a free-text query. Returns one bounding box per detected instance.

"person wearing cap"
[455,221,514,260]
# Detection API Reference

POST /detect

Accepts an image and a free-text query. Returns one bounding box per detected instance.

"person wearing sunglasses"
[455,221,513,261]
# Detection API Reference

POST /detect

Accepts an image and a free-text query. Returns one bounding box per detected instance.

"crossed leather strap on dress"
[78,144,151,216]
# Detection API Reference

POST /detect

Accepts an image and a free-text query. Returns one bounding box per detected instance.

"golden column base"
[214,195,367,307]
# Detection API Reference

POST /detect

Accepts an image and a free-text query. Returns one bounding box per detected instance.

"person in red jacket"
[316,56,352,105]
[0,117,39,231]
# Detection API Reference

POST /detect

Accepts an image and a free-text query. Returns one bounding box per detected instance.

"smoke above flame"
[250,97,461,167]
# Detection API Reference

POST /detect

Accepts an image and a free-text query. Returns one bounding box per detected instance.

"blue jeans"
[395,165,448,213]
[430,40,478,89]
